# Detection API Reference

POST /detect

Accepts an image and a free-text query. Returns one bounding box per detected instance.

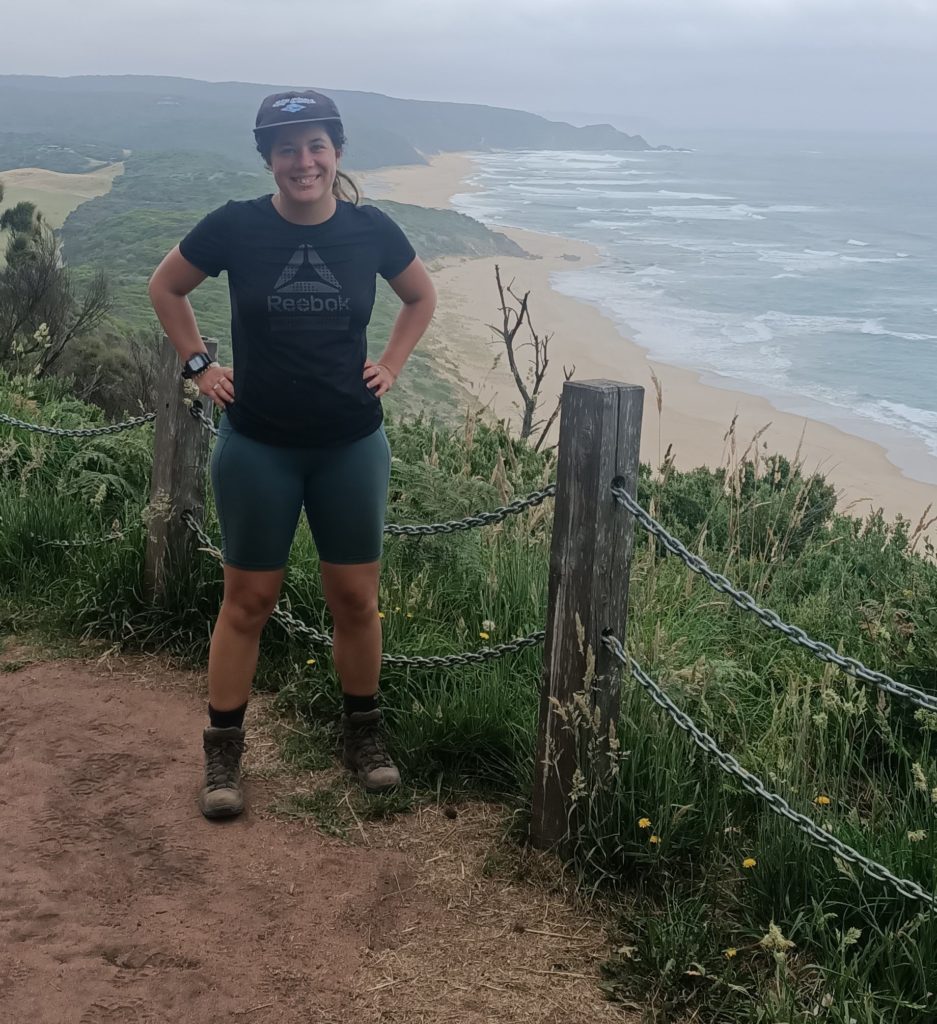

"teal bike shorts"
[210,416,391,570]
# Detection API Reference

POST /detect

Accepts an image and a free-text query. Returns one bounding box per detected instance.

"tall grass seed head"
[759,923,794,952]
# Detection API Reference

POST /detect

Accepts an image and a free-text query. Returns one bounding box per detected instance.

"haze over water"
[451,131,937,484]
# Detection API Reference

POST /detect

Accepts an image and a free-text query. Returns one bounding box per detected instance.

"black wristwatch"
[181,351,214,379]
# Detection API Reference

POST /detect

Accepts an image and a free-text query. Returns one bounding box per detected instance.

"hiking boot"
[199,726,246,819]
[342,709,400,792]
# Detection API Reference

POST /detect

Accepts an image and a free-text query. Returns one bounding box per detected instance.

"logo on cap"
[273,96,318,114]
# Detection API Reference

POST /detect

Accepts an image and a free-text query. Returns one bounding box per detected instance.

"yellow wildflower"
[815,795,831,806]
[305,658,316,666]
[724,948,738,959]
[638,817,652,830]
[378,611,385,619]
[479,631,490,640]
[742,857,757,869]
[649,834,660,845]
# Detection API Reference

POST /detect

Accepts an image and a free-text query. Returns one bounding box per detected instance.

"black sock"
[343,692,379,717]
[208,701,248,729]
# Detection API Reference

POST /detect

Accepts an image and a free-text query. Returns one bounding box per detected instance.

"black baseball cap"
[253,89,342,135]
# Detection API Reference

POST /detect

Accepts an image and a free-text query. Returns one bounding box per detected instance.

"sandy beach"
[360,153,936,532]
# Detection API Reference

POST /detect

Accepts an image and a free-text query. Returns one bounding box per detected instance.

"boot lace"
[205,737,243,791]
[351,723,394,771]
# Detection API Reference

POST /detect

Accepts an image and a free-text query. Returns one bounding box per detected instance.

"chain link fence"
[37,532,125,549]
[0,410,156,437]
[187,401,219,436]
[611,484,937,716]
[181,511,545,670]
[603,633,936,908]
[384,484,556,536]
[188,403,555,536]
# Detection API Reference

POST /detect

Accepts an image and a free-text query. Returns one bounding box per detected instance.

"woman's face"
[268,124,340,208]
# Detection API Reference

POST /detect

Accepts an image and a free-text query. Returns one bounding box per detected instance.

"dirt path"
[0,655,637,1024]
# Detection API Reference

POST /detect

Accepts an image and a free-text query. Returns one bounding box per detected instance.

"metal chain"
[611,485,937,715]
[383,484,556,536]
[37,532,124,548]
[187,401,219,436]
[187,403,551,535]
[381,631,545,669]
[603,634,936,908]
[180,511,545,669]
[0,410,155,437]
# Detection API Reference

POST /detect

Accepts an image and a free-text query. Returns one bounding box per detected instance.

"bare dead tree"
[487,264,574,450]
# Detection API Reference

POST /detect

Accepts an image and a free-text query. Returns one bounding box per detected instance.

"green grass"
[2,370,937,1021]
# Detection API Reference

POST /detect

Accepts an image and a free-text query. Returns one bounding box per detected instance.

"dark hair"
[255,120,359,204]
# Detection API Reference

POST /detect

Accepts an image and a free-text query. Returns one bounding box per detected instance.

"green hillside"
[52,150,524,410]
[0,74,656,174]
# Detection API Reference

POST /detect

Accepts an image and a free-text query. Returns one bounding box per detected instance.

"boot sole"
[344,758,400,793]
[199,800,244,820]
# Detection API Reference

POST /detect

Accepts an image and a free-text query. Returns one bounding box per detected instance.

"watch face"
[183,353,211,378]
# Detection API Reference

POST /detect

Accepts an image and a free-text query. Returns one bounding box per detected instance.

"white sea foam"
[458,146,937,464]
[647,204,766,221]
[841,254,908,264]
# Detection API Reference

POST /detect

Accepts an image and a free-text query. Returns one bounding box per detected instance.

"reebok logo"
[267,245,350,313]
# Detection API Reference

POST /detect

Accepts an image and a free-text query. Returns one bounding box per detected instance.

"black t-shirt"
[179,197,416,447]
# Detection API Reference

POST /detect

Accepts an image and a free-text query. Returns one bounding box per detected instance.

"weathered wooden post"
[531,380,644,849]
[143,337,217,603]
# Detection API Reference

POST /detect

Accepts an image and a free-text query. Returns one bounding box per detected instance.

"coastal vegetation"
[0,74,654,175]
[2,365,935,1022]
[1,77,934,1021]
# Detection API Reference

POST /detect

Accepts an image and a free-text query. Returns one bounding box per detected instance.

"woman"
[148,89,436,820]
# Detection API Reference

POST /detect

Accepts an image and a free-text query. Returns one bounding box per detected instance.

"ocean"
[449,131,937,484]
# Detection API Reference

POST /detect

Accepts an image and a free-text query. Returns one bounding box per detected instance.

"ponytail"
[333,169,360,205]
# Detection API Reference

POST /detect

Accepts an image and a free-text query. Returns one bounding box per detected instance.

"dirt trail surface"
[0,656,637,1024]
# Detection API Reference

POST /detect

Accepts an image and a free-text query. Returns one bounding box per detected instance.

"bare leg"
[207,565,285,710]
[319,560,382,695]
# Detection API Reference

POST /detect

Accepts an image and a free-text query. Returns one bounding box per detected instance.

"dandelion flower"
[479,631,490,640]
[305,658,316,666]
[724,948,737,959]
[378,611,385,619]
[742,857,757,869]
[815,795,831,806]
[649,834,660,845]
[638,817,652,830]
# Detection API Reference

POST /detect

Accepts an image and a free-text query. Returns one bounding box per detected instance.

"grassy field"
[2,371,936,1022]
[0,163,123,228]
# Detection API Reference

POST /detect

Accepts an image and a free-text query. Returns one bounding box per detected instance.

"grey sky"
[2,0,936,137]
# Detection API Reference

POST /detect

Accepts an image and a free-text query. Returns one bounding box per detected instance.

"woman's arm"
[364,257,437,398]
[148,247,234,407]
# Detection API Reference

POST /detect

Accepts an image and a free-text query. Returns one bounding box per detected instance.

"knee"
[328,586,378,629]
[221,587,278,635]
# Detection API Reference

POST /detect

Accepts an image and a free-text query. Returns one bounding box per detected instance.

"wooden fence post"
[143,337,218,603]
[530,379,644,849]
